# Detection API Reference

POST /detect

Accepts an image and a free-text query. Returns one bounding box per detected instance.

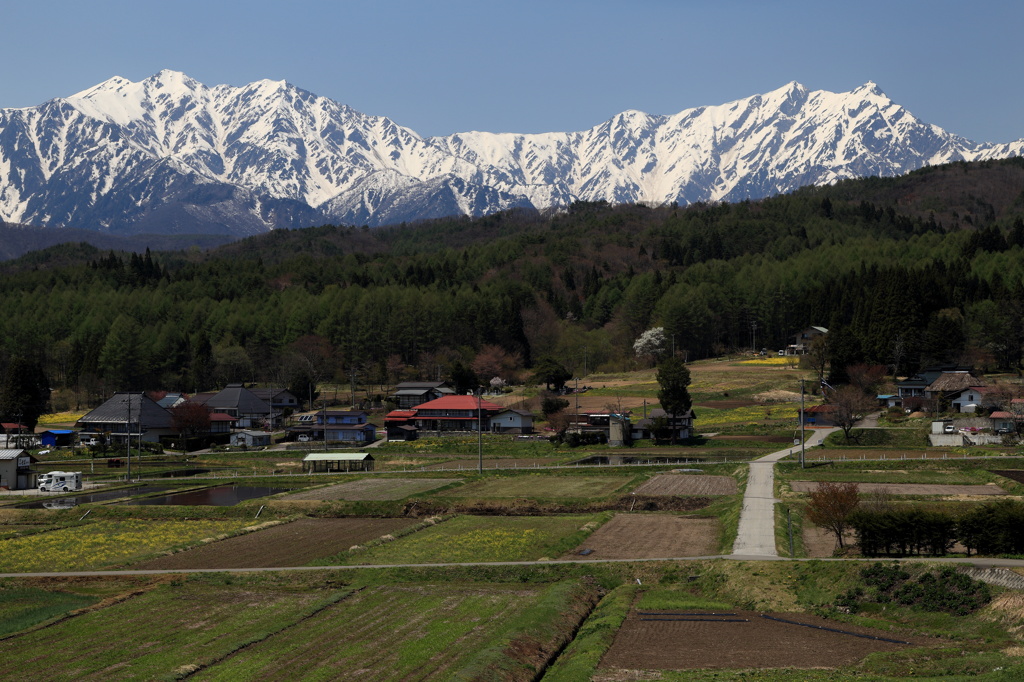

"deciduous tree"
[806,481,860,549]
[830,384,875,442]
[170,402,212,440]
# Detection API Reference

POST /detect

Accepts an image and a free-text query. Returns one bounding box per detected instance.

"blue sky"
[3,0,1021,142]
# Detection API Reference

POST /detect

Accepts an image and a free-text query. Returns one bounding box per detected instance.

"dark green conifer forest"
[1,158,1023,406]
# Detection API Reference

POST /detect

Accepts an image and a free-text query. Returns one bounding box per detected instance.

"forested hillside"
[2,158,1023,411]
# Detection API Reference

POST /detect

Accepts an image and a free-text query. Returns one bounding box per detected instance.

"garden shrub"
[838,563,990,616]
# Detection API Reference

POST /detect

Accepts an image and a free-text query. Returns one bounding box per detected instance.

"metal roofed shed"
[303,452,374,473]
[0,449,37,490]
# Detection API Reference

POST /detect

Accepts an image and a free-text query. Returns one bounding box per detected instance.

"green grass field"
[194,581,591,681]
[0,585,98,637]
[0,581,348,680]
[313,514,607,565]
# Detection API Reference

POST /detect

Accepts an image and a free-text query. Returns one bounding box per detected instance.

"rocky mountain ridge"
[0,71,1020,235]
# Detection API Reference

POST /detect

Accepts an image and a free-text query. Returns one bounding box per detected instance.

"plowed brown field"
[633,474,737,496]
[131,518,418,569]
[600,609,925,671]
[562,514,718,560]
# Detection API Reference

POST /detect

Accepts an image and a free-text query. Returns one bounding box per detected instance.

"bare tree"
[830,384,875,442]
[846,363,888,395]
[808,335,829,385]
[889,333,908,378]
[805,481,860,549]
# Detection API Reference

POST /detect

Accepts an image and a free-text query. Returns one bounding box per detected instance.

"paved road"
[732,428,837,557]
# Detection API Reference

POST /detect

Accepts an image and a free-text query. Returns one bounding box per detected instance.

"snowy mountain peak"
[0,72,1020,236]
[854,80,885,95]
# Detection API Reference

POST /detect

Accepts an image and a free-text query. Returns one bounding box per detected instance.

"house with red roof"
[384,409,420,441]
[410,395,504,433]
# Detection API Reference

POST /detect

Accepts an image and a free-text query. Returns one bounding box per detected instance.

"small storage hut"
[303,452,375,473]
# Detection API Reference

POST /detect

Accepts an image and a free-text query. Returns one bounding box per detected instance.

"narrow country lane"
[732,428,838,558]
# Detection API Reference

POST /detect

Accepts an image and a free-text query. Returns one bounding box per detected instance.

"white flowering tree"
[633,327,666,365]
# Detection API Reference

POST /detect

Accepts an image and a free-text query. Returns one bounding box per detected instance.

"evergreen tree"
[0,355,51,430]
[656,357,692,415]
[98,314,145,390]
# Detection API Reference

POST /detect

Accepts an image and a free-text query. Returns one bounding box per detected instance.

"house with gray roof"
[490,408,534,434]
[249,388,300,412]
[201,384,272,429]
[631,408,694,441]
[389,381,455,409]
[76,392,176,444]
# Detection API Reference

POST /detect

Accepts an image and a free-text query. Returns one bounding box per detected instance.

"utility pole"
[477,389,483,474]
[125,394,132,481]
[800,378,806,469]
[574,377,580,435]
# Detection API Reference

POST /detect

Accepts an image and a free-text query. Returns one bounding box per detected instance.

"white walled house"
[490,409,534,434]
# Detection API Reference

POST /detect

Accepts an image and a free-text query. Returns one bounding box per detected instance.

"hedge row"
[850,500,1024,557]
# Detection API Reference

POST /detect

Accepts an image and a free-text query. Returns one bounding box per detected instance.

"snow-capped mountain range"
[1,70,1021,236]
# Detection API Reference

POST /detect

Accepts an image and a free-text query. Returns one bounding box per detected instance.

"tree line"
[1,158,1023,418]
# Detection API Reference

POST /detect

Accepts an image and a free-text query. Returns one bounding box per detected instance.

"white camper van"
[38,471,82,492]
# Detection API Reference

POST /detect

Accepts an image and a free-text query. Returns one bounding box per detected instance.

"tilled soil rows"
[280,478,460,501]
[131,518,418,569]
[633,474,737,496]
[600,609,927,671]
[563,514,719,560]
[992,470,1024,485]
[790,481,1005,495]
